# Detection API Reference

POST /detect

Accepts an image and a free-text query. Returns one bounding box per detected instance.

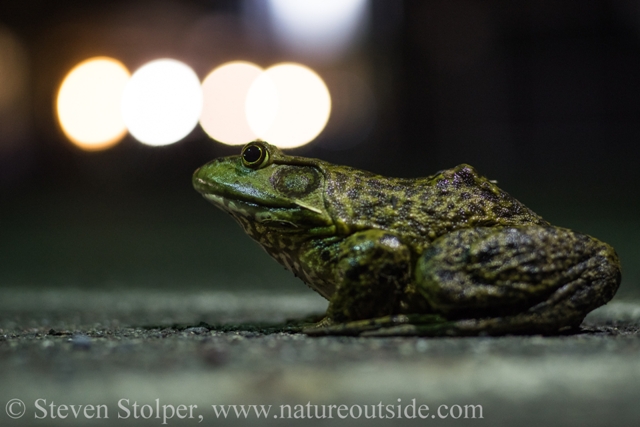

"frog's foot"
[279,313,326,332]
[303,314,456,337]
[303,313,583,337]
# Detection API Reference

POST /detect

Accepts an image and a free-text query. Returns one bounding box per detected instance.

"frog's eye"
[241,142,269,169]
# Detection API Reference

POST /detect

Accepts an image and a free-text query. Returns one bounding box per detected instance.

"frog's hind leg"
[307,226,620,337]
[412,226,621,335]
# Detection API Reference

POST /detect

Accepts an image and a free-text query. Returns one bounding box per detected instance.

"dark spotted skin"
[193,141,621,336]
[321,164,548,251]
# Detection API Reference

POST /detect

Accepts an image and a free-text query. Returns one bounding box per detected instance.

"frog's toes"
[361,321,462,337]
[303,314,413,336]
[303,314,456,337]
[313,316,334,328]
[359,324,421,337]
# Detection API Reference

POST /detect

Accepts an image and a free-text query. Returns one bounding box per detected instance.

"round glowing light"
[246,63,331,148]
[122,59,203,146]
[244,71,278,139]
[267,0,368,61]
[56,57,130,151]
[200,62,263,145]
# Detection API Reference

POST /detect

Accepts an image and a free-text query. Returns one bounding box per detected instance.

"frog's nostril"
[193,167,206,183]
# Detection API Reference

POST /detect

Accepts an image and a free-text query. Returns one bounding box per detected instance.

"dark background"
[1,0,639,295]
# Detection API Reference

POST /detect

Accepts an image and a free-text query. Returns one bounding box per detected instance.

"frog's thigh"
[326,230,411,323]
[416,226,621,327]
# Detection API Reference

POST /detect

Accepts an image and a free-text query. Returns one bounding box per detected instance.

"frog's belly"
[245,224,337,300]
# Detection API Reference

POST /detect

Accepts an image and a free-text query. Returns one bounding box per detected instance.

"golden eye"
[241,141,269,169]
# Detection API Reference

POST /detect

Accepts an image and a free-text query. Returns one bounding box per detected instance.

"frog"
[193,140,621,336]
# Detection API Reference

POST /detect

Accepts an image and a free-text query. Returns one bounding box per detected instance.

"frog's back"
[323,163,548,252]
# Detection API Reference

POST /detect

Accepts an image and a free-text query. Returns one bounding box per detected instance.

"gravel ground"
[1,288,639,427]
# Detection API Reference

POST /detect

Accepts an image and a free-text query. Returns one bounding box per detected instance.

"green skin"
[193,141,621,336]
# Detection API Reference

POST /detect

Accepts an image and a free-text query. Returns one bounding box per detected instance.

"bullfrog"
[193,140,621,336]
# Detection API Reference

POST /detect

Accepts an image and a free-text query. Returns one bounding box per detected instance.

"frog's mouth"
[194,177,298,210]
[196,181,333,231]
[202,193,272,216]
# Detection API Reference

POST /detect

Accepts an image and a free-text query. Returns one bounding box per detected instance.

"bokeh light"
[200,61,262,145]
[0,27,28,113]
[244,69,278,140]
[267,0,368,62]
[0,26,29,154]
[122,59,203,146]
[246,63,331,148]
[56,57,130,151]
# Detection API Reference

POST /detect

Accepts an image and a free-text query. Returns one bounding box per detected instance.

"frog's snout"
[192,166,211,194]
[192,166,201,179]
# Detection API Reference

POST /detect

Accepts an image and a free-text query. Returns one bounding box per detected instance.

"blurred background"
[1,0,639,296]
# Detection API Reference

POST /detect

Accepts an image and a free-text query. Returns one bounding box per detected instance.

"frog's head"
[193,141,335,240]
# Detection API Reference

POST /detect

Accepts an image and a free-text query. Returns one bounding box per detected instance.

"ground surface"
[1,288,639,427]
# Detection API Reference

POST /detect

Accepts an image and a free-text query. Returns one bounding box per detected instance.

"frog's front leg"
[323,229,413,323]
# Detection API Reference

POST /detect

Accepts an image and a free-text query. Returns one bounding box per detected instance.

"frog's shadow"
[140,315,620,337]
[141,314,324,336]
